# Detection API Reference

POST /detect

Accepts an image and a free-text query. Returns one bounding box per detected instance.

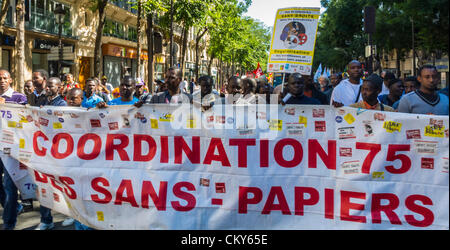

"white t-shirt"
[179,81,187,92]
[330,78,363,106]
[378,82,390,97]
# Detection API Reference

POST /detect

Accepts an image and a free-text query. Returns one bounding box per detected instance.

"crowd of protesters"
[0,58,448,230]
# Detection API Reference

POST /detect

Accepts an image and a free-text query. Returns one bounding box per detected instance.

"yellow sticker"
[53,122,63,129]
[159,113,173,122]
[19,116,29,123]
[150,119,158,129]
[187,119,196,129]
[344,113,355,124]
[372,172,384,179]
[424,125,445,138]
[298,116,308,127]
[19,139,25,149]
[269,119,283,131]
[7,121,16,128]
[383,121,402,133]
[97,211,104,221]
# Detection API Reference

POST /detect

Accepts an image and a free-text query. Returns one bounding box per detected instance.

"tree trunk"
[146,12,154,93]
[180,24,188,80]
[137,0,142,78]
[169,0,174,67]
[194,27,207,80]
[94,1,107,78]
[0,0,11,68]
[14,0,25,93]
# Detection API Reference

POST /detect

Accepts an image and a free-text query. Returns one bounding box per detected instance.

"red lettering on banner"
[294,187,319,216]
[238,186,263,214]
[51,133,74,159]
[262,186,291,215]
[308,139,336,170]
[229,139,256,168]
[59,176,77,199]
[45,174,64,193]
[274,138,303,168]
[371,193,401,225]
[160,136,169,163]
[356,142,382,174]
[203,138,231,166]
[260,139,269,168]
[385,144,411,174]
[174,136,200,164]
[105,134,130,161]
[34,170,48,183]
[114,179,139,207]
[91,177,112,204]
[33,131,48,156]
[405,195,434,227]
[171,182,196,212]
[324,188,334,219]
[341,191,366,223]
[141,181,167,210]
[133,134,157,162]
[77,133,102,160]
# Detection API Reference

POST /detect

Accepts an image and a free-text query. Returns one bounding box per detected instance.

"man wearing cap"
[349,74,395,111]
[101,76,114,94]
[134,78,148,100]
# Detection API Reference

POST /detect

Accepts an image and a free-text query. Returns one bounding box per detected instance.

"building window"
[32,52,48,72]
[1,49,11,72]
[27,0,73,38]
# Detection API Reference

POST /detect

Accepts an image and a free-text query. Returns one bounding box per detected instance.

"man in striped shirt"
[0,69,27,230]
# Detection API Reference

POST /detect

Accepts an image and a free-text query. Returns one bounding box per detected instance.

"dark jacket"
[27,91,47,107]
[150,90,192,104]
[43,95,67,106]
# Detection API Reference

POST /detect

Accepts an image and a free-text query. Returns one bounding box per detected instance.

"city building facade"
[1,0,211,89]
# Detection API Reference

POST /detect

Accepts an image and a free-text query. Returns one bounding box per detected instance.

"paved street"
[0,200,75,230]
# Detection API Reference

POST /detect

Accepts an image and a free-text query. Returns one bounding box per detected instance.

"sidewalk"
[0,201,75,230]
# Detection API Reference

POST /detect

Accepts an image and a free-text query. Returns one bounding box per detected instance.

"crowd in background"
[0,58,449,230]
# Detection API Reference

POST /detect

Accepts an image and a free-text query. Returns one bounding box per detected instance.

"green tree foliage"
[315,0,448,73]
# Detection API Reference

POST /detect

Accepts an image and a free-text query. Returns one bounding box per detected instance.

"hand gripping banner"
[0,104,448,229]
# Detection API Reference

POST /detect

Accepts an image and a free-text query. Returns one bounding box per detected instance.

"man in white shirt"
[330,60,363,107]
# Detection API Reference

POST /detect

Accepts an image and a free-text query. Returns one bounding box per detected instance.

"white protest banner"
[267,7,320,75]
[0,103,448,230]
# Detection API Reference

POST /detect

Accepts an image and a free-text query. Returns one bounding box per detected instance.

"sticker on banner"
[1,130,14,144]
[413,140,438,155]
[286,123,305,136]
[421,158,434,169]
[424,125,445,138]
[269,119,283,131]
[341,161,360,174]
[338,127,356,140]
[315,121,326,132]
[150,119,158,129]
[53,122,63,129]
[363,121,374,137]
[298,116,307,127]
[442,158,449,173]
[406,129,421,139]
[383,121,402,133]
[339,147,352,157]
[372,172,384,179]
[97,211,105,221]
[344,113,355,124]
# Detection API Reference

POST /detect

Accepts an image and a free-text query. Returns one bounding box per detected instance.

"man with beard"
[281,73,320,105]
[97,76,139,107]
[82,78,104,108]
[148,67,192,104]
[28,69,49,106]
[43,77,67,106]
[330,60,363,107]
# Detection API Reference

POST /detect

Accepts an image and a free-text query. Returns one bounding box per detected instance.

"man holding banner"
[0,69,27,230]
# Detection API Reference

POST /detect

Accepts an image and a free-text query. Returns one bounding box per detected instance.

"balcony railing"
[25,12,75,39]
[109,0,138,15]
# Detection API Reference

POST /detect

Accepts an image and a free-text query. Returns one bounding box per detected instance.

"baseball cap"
[136,78,145,86]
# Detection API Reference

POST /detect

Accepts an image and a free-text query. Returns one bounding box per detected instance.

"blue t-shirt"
[107,96,139,106]
[82,93,104,108]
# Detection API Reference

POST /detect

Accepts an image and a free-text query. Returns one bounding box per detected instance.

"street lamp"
[54,4,66,78]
